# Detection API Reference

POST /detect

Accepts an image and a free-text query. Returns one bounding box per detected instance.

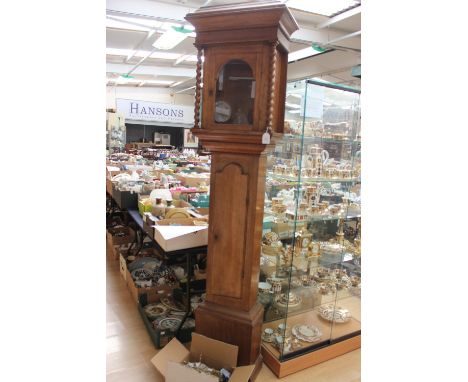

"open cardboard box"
[153,218,208,252]
[126,267,174,303]
[151,333,256,382]
[139,291,194,349]
[175,173,211,188]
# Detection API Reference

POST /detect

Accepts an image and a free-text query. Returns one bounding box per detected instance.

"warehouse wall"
[106,86,194,109]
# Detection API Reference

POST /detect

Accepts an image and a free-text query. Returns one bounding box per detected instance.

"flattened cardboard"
[151,337,190,376]
[190,333,238,371]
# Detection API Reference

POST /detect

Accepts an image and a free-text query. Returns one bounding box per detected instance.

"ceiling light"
[146,80,175,85]
[106,17,151,32]
[288,46,325,62]
[285,0,360,17]
[169,81,184,88]
[107,48,136,57]
[152,26,191,50]
[185,55,204,62]
[107,77,174,86]
[285,102,301,109]
[106,15,164,31]
[150,51,181,60]
[106,48,182,61]
[174,54,190,65]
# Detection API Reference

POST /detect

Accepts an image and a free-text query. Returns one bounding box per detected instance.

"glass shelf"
[267,173,361,184]
[265,212,360,224]
[282,135,361,145]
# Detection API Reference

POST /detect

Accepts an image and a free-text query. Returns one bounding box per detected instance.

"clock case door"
[202,44,285,135]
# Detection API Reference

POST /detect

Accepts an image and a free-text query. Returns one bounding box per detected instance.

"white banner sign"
[116,98,194,125]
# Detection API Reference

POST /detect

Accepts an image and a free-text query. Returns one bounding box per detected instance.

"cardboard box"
[188,207,210,219]
[119,253,128,282]
[153,218,208,252]
[151,333,255,382]
[138,292,194,349]
[126,267,174,303]
[107,226,135,246]
[108,242,131,261]
[175,173,211,188]
[106,178,113,194]
[170,200,193,209]
[107,227,135,260]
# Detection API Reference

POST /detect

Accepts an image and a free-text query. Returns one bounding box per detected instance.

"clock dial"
[214,100,232,123]
[302,238,310,247]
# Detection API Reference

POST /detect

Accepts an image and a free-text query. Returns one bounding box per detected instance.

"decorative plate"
[292,324,322,343]
[274,293,302,309]
[131,268,153,281]
[144,303,169,319]
[317,304,351,323]
[161,297,186,312]
[153,316,181,331]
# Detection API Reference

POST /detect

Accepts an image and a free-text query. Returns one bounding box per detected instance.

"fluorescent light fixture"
[174,54,190,65]
[176,85,196,94]
[285,0,360,17]
[288,93,302,99]
[288,109,301,114]
[106,48,181,61]
[150,51,181,60]
[106,17,151,32]
[106,77,173,86]
[146,80,174,85]
[106,15,164,31]
[285,102,301,109]
[107,48,133,56]
[185,55,204,63]
[152,27,188,50]
[169,81,184,88]
[288,46,324,62]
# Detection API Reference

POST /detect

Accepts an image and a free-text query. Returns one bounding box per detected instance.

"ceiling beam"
[317,5,361,29]
[326,30,361,47]
[291,26,361,50]
[106,0,195,24]
[106,63,195,78]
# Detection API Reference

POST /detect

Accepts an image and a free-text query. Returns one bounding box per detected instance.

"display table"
[125,207,207,338]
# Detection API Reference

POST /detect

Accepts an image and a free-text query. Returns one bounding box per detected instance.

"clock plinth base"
[195,301,264,366]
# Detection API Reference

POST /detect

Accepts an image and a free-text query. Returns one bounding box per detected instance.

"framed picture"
[184,129,199,147]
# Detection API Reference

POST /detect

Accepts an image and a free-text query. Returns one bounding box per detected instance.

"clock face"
[215,100,232,123]
[302,238,310,247]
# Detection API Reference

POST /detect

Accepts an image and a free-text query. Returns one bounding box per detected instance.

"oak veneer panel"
[262,335,361,378]
[210,163,248,299]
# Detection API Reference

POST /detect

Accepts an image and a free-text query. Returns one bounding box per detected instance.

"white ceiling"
[106,0,361,92]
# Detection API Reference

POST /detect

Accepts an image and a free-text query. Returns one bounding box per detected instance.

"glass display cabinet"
[259,79,361,377]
